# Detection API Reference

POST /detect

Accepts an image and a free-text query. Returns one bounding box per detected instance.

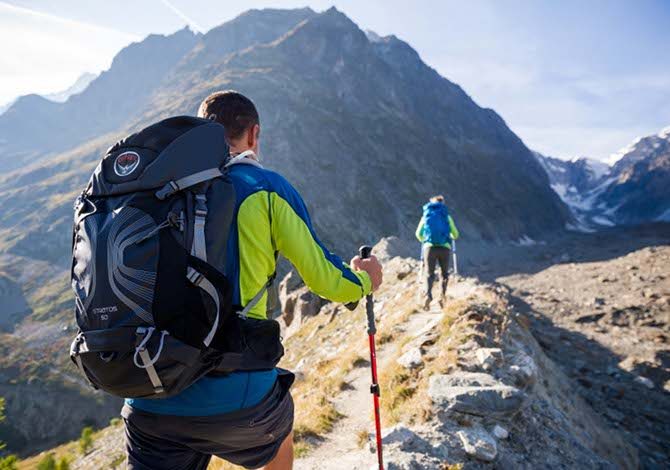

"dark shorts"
[122,369,295,470]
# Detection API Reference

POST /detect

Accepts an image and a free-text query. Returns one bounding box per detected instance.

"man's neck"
[230,147,257,159]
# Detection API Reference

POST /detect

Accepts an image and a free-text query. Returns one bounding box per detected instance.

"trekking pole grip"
[359,245,372,260]
[359,245,376,335]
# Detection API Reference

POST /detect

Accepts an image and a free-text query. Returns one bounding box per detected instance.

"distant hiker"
[70,91,382,470]
[415,195,459,309]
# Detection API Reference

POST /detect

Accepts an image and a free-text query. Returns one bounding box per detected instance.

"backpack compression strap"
[155,168,224,200]
[187,192,221,347]
[236,188,277,319]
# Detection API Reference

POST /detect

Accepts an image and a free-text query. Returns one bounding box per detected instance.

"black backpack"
[70,116,283,399]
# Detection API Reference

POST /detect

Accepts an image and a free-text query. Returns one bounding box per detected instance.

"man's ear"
[248,124,260,147]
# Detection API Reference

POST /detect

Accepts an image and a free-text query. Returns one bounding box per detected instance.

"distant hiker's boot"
[439,288,447,308]
[423,297,432,311]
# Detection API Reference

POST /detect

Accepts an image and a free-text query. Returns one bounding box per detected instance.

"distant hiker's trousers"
[422,245,450,301]
[122,370,295,470]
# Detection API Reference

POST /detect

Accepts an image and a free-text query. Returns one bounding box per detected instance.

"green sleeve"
[271,193,371,303]
[415,217,426,242]
[449,215,459,240]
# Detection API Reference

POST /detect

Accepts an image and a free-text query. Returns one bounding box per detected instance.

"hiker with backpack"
[415,195,459,309]
[69,91,382,470]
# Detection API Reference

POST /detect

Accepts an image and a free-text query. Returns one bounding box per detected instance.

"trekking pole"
[419,243,424,280]
[359,245,384,470]
[451,238,458,276]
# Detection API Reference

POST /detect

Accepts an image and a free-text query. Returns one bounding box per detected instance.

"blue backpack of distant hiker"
[422,202,451,245]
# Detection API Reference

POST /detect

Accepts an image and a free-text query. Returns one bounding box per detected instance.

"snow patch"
[514,235,537,246]
[655,207,670,222]
[566,222,596,233]
[592,216,615,227]
[582,158,610,180]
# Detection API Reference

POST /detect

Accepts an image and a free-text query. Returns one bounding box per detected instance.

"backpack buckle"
[156,181,179,200]
[187,269,204,286]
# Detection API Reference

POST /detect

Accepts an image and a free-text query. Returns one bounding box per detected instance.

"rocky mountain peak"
[192,7,316,67]
[108,27,198,71]
[270,7,371,66]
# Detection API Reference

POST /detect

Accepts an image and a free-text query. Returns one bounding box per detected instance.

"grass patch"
[379,362,418,425]
[110,454,125,468]
[293,441,311,458]
[356,429,370,449]
[377,331,394,345]
[441,463,464,470]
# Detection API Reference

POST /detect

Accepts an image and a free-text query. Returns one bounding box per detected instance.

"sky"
[1,0,669,161]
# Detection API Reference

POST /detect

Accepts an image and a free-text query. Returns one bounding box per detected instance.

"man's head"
[198,91,260,157]
[430,195,445,204]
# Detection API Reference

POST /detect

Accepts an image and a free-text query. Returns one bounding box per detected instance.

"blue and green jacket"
[127,158,371,416]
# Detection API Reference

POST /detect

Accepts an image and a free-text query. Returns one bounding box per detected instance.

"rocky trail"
[295,308,448,470]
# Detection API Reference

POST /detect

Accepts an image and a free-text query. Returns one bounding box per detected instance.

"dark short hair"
[198,90,259,141]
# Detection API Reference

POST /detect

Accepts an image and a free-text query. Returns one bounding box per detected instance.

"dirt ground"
[495,224,670,468]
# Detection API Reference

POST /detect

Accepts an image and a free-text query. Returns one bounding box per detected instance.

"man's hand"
[350,255,383,291]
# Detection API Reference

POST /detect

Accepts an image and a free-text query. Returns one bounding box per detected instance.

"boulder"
[634,375,654,389]
[457,427,497,462]
[509,352,538,387]
[475,347,503,370]
[397,348,423,369]
[380,452,435,470]
[492,424,509,440]
[381,425,419,447]
[429,373,527,419]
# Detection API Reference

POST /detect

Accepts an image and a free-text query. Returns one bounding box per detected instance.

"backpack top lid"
[423,201,449,217]
[88,116,230,197]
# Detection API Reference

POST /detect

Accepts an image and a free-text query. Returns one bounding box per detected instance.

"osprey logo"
[113,151,141,177]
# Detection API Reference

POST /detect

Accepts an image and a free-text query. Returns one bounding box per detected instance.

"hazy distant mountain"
[535,127,670,228]
[43,72,98,103]
[0,100,13,116]
[0,7,569,453]
[0,28,200,172]
[0,73,97,118]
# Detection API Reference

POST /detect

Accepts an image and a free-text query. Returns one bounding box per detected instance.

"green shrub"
[37,453,56,470]
[0,455,17,470]
[56,457,70,470]
[0,397,5,450]
[109,417,121,427]
[0,398,17,470]
[78,426,94,454]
